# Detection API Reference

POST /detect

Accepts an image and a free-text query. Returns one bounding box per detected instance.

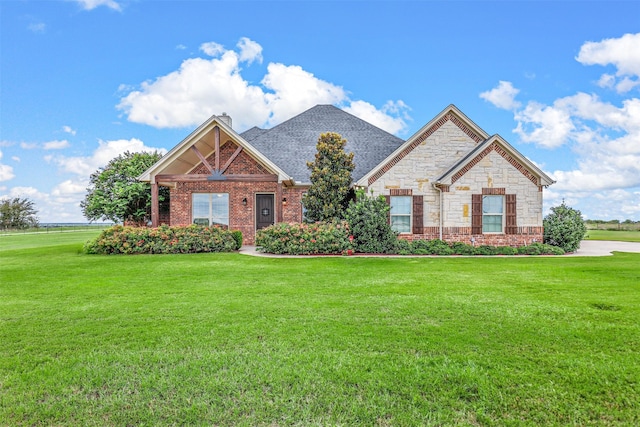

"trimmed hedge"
[84,225,240,255]
[256,222,352,255]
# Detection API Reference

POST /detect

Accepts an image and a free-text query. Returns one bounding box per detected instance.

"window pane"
[482,195,503,214]
[193,194,210,222]
[211,193,229,226]
[391,215,411,233]
[483,215,502,232]
[390,196,411,215]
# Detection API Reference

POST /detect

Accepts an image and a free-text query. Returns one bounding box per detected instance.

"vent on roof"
[218,112,232,128]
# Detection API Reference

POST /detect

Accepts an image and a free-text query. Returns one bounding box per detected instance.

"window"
[390,196,411,233]
[482,195,504,233]
[192,193,229,227]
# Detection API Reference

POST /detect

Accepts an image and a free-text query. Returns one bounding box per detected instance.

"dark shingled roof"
[240,126,268,142]
[241,105,405,183]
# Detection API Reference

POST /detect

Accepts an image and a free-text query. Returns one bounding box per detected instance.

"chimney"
[218,112,232,128]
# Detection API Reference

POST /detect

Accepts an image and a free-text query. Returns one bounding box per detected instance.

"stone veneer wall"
[368,121,545,247]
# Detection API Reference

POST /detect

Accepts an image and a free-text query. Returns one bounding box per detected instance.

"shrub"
[409,239,454,255]
[494,246,518,255]
[344,190,398,253]
[450,241,476,255]
[255,221,351,255]
[543,202,587,252]
[517,242,565,255]
[231,230,243,250]
[84,224,238,255]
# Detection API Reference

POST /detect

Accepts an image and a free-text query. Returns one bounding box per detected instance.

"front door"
[256,194,275,230]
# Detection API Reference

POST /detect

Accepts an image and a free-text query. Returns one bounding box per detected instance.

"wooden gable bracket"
[190,126,245,179]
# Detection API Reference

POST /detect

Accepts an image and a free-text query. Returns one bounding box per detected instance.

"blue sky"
[1,0,639,222]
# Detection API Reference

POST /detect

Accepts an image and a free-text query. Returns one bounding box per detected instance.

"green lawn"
[1,233,639,426]
[585,229,640,242]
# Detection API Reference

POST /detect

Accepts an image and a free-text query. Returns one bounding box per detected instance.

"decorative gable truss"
[138,115,292,227]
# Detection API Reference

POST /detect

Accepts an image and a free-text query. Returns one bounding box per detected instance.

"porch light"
[242,197,247,206]
[282,197,287,206]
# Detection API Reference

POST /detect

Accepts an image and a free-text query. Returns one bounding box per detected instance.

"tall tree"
[81,151,166,225]
[0,197,39,229]
[302,132,355,222]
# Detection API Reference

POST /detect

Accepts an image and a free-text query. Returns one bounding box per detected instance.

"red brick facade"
[400,226,544,247]
[162,142,309,244]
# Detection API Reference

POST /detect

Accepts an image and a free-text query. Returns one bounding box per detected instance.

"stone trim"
[368,112,483,186]
[451,142,539,186]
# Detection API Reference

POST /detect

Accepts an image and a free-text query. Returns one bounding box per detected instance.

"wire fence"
[0,224,114,236]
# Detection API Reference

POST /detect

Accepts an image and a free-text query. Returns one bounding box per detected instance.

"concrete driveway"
[567,240,640,256]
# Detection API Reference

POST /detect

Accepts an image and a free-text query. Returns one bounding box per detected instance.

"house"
[139,104,554,245]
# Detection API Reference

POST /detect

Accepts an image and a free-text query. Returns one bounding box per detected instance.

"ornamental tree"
[0,197,39,229]
[302,132,355,222]
[344,189,398,253]
[81,151,167,225]
[543,201,587,252]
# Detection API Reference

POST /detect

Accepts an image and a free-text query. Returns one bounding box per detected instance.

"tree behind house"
[81,151,166,225]
[302,132,355,222]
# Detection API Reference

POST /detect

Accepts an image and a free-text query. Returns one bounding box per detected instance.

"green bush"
[231,230,243,250]
[84,225,238,255]
[450,241,476,255]
[517,242,565,255]
[344,190,398,253]
[255,221,352,255]
[543,202,587,252]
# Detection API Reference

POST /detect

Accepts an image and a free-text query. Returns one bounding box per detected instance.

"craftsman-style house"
[139,104,554,245]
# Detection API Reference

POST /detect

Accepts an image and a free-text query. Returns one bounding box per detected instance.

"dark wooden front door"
[256,194,275,230]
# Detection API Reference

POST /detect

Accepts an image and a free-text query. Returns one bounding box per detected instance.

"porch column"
[151,182,159,227]
[276,182,283,223]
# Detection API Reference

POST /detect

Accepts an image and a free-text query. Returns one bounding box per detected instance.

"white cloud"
[237,37,263,65]
[62,125,77,136]
[513,101,575,148]
[343,100,410,135]
[480,81,521,110]
[577,32,640,93]
[261,63,346,126]
[488,33,640,220]
[73,0,122,12]
[27,22,46,33]
[20,142,38,150]
[11,156,20,162]
[117,37,410,135]
[200,42,225,57]
[48,138,166,177]
[43,140,71,150]
[0,151,16,182]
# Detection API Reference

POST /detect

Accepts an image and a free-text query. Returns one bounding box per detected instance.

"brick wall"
[401,226,543,247]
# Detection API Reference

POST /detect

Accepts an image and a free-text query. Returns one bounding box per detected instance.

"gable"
[436,136,555,189]
[359,105,489,187]
[138,115,291,185]
[191,140,270,176]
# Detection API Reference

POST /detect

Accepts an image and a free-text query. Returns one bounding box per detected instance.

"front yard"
[1,232,639,425]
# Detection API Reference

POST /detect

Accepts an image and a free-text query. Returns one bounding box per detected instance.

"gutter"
[433,182,443,241]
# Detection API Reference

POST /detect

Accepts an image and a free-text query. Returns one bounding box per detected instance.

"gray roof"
[240,126,268,142]
[240,105,405,183]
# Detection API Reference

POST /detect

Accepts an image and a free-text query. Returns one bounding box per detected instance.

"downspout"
[433,182,443,241]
